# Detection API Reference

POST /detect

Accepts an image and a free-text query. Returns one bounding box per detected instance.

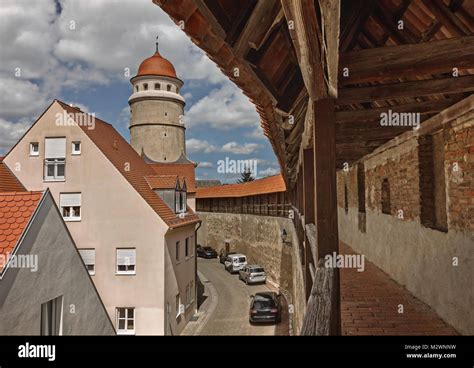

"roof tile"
[196,174,286,198]
[0,191,43,272]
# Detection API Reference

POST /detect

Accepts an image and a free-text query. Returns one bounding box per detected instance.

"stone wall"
[336,109,474,335]
[197,212,306,334]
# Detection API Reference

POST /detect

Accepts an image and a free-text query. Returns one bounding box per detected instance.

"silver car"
[239,265,266,285]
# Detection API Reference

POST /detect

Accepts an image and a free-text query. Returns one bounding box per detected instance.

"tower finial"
[155,35,159,53]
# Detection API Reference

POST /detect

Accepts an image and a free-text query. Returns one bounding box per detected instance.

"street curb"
[186,270,219,336]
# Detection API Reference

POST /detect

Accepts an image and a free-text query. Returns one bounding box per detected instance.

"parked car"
[219,250,236,264]
[249,292,282,324]
[197,246,218,259]
[239,265,267,285]
[224,254,247,273]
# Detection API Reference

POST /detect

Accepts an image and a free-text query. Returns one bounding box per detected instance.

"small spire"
[155,35,159,53]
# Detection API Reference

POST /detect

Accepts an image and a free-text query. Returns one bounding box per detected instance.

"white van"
[224,254,247,274]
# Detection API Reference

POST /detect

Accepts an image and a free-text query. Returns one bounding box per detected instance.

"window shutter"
[60,193,81,207]
[45,138,66,158]
[79,249,95,265]
[117,249,136,266]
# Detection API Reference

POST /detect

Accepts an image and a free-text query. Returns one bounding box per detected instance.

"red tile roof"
[0,191,43,272]
[0,160,26,192]
[55,101,199,229]
[196,174,286,198]
[146,175,180,190]
[149,162,196,193]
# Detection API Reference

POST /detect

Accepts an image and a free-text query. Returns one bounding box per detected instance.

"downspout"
[194,220,202,314]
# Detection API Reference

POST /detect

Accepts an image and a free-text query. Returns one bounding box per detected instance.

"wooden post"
[303,148,315,299]
[313,98,340,335]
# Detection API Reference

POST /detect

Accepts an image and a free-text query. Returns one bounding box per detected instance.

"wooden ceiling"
[155,0,474,186]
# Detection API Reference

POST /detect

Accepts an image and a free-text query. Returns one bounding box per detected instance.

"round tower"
[129,41,186,162]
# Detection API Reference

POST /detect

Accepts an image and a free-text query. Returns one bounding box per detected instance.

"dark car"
[249,292,282,324]
[219,250,236,264]
[197,246,218,259]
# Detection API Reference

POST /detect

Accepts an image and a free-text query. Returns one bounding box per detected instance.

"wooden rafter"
[281,0,327,101]
[335,98,458,123]
[338,75,474,104]
[339,35,474,85]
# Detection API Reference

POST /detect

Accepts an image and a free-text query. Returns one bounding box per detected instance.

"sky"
[0,0,280,182]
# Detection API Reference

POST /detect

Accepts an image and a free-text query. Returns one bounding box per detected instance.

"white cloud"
[258,167,280,177]
[0,118,31,152]
[221,142,260,155]
[197,161,214,168]
[186,82,259,130]
[186,138,218,154]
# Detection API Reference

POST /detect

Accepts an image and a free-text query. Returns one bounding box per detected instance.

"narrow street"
[197,258,289,336]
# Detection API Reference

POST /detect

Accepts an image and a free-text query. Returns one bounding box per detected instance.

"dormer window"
[72,141,81,155]
[30,142,39,156]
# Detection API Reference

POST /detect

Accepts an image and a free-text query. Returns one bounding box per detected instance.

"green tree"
[237,167,255,183]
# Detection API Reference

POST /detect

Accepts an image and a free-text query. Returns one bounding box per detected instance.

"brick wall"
[336,108,474,335]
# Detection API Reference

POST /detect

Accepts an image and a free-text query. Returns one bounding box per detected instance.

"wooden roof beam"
[422,0,471,36]
[338,75,474,104]
[339,35,474,85]
[233,0,281,59]
[335,98,458,123]
[281,0,328,101]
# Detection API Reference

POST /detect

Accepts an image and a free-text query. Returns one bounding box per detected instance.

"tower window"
[344,183,348,214]
[135,85,139,92]
[167,84,171,92]
[164,112,168,116]
[155,83,160,90]
[143,83,148,90]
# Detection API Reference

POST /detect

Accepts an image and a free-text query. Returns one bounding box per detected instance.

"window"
[175,190,180,213]
[175,294,183,318]
[135,85,139,92]
[79,249,95,275]
[30,142,39,156]
[185,237,191,258]
[186,281,194,307]
[419,134,448,231]
[143,83,148,90]
[116,248,136,274]
[41,296,63,336]
[381,178,391,215]
[357,163,366,233]
[167,84,171,91]
[116,307,135,335]
[176,241,180,262]
[60,193,81,221]
[72,141,81,155]
[155,83,160,90]
[44,138,66,181]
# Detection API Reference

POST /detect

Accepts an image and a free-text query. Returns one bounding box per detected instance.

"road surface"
[197,258,288,335]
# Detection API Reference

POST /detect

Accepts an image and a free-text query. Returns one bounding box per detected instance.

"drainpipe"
[194,220,202,314]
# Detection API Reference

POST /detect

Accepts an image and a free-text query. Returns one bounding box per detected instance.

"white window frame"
[44,158,66,181]
[60,193,81,222]
[40,296,63,336]
[30,142,39,156]
[79,249,95,275]
[71,141,81,155]
[116,248,136,275]
[116,307,135,335]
